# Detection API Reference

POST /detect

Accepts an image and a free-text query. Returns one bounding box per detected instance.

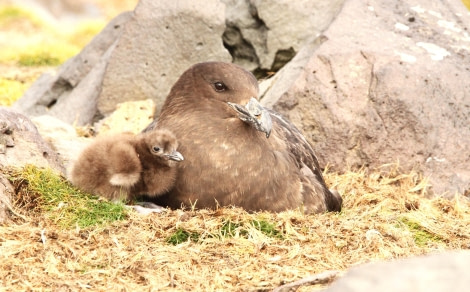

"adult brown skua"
[69,129,183,201]
[144,62,342,214]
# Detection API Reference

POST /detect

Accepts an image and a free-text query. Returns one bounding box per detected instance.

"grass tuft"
[8,164,127,228]
[398,217,444,247]
[250,219,284,239]
[167,217,283,245]
[167,228,200,245]
[18,51,62,67]
[0,6,104,68]
[14,43,80,67]
[220,219,245,237]
[0,5,43,29]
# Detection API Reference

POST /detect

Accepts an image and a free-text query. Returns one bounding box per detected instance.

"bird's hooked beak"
[227,97,273,138]
[167,151,184,161]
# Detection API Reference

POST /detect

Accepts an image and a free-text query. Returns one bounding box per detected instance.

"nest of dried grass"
[1,164,469,291]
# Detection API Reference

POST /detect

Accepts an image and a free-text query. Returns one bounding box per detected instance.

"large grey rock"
[324,251,470,292]
[222,0,345,71]
[222,0,268,71]
[261,0,470,196]
[13,0,231,125]
[254,0,345,70]
[0,108,65,175]
[12,11,132,124]
[98,0,231,116]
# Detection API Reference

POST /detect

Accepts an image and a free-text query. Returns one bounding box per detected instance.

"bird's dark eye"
[152,146,161,152]
[214,81,227,92]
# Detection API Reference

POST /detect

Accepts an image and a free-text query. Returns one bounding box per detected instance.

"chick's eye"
[214,81,227,92]
[152,146,161,152]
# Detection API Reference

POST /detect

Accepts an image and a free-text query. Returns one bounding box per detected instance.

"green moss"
[220,219,238,237]
[0,6,104,67]
[18,52,61,67]
[167,218,284,245]
[250,219,283,239]
[220,219,246,237]
[398,217,443,247]
[0,5,43,28]
[220,218,283,239]
[16,44,80,67]
[166,228,200,245]
[9,165,127,229]
[0,78,27,106]
[0,6,23,18]
[0,38,81,67]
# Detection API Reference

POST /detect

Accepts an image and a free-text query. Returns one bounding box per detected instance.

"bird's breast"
[158,114,295,206]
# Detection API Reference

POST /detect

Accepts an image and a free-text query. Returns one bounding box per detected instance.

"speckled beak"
[227,97,273,138]
[167,151,184,161]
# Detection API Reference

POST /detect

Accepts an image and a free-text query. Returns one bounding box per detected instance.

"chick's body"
[69,130,183,201]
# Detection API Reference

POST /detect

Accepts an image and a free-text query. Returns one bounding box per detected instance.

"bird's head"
[142,130,184,166]
[166,62,272,138]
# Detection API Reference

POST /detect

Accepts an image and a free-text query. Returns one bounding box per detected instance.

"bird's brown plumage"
[131,129,183,197]
[69,129,183,201]
[145,62,342,214]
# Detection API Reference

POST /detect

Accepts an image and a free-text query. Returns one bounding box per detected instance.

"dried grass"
[1,164,469,291]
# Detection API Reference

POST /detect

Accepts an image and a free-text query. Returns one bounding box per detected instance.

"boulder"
[222,0,346,71]
[13,0,231,125]
[12,11,132,125]
[261,0,470,196]
[98,0,231,116]
[324,251,470,292]
[0,108,65,174]
[14,0,347,125]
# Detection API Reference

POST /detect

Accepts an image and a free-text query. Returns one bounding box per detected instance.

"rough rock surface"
[261,0,470,196]
[324,251,470,292]
[13,0,231,125]
[12,11,132,125]
[13,0,348,124]
[222,0,345,71]
[98,0,231,116]
[13,0,347,123]
[0,108,65,175]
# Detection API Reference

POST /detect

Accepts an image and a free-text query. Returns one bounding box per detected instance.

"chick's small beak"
[227,97,272,138]
[167,151,184,161]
